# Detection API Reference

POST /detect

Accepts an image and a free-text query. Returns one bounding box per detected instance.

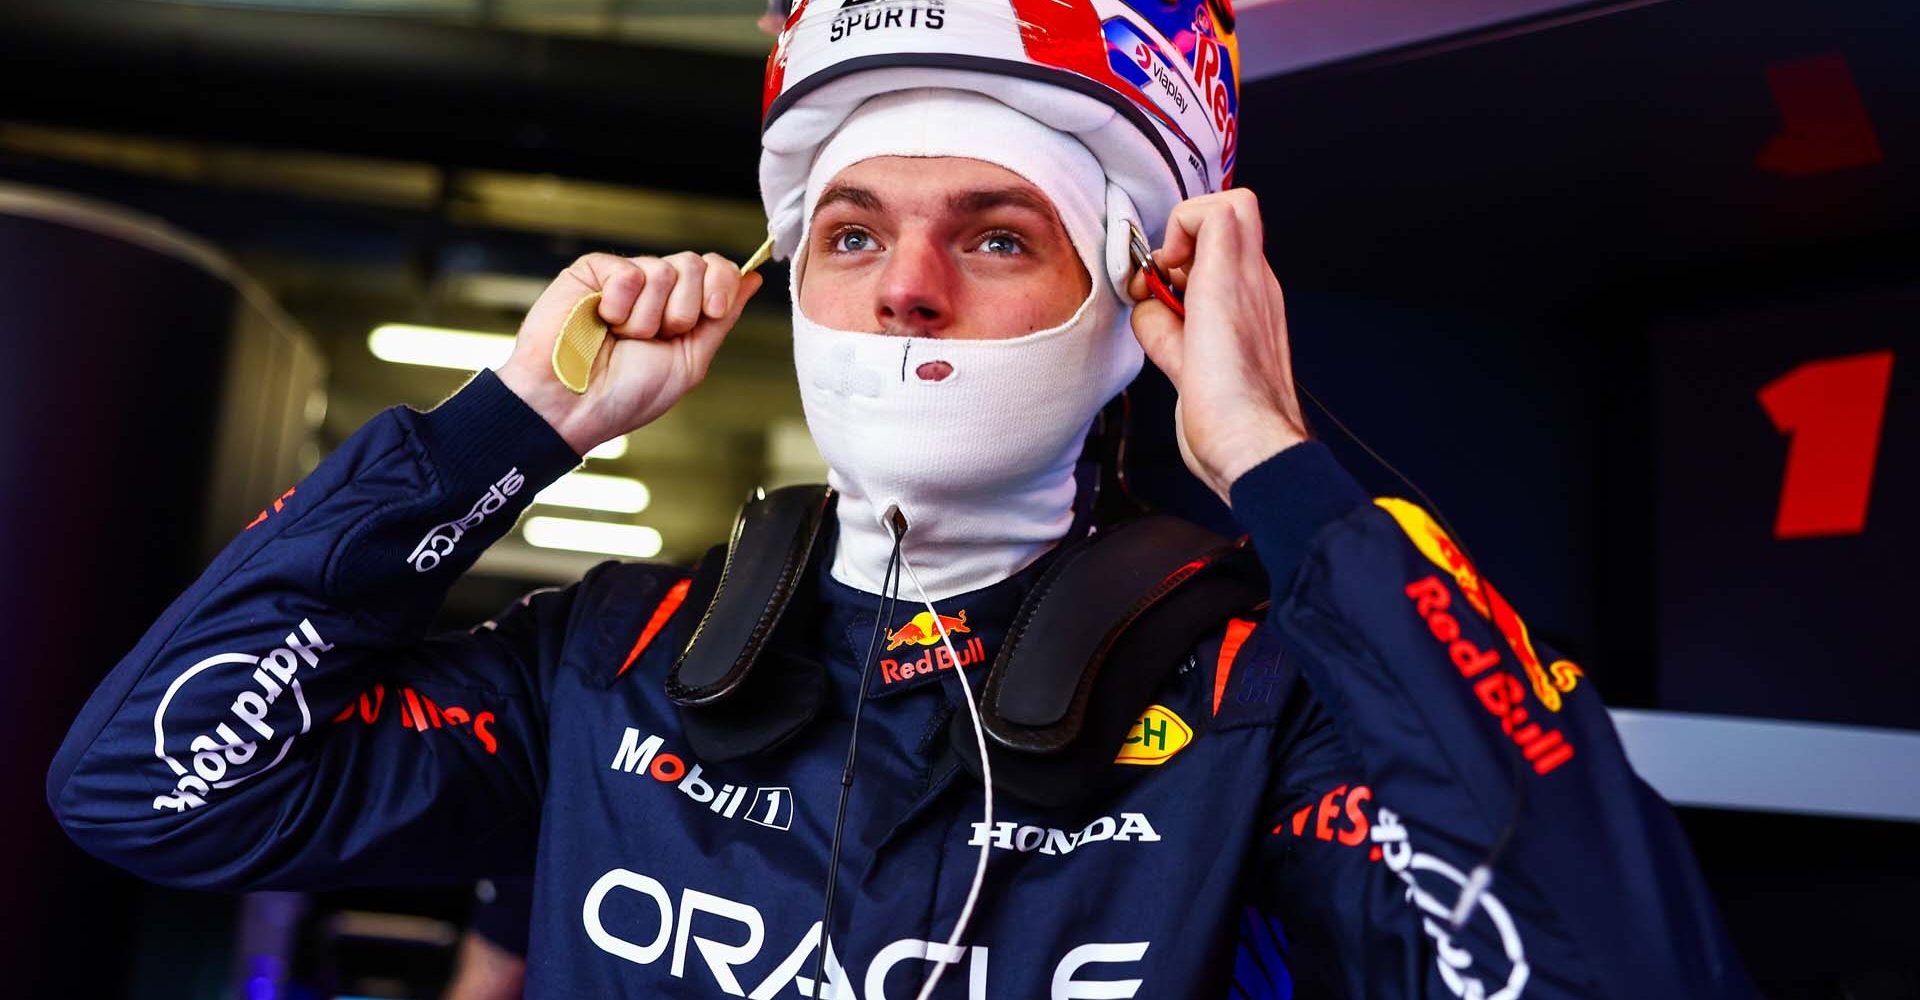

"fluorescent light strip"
[586,435,629,461]
[368,323,513,371]
[534,471,650,514]
[1612,709,1920,823]
[523,516,661,559]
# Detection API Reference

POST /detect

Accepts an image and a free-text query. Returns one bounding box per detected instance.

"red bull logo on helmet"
[1092,0,1240,187]
[1189,3,1239,181]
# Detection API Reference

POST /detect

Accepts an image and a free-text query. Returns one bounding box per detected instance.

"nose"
[874,235,953,336]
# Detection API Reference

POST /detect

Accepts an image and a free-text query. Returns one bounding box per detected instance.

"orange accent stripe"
[1213,618,1259,717]
[618,577,694,677]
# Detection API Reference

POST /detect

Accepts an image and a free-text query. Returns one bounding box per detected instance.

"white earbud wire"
[894,543,994,1000]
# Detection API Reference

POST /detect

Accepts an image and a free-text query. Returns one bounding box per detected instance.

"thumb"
[1129,296,1184,387]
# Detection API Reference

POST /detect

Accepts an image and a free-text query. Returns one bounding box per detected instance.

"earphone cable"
[810,534,904,998]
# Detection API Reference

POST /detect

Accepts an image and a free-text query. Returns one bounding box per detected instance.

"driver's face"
[797,156,1094,340]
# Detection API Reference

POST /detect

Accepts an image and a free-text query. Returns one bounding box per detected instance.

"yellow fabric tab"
[551,292,606,395]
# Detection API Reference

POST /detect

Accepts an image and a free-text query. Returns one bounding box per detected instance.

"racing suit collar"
[814,542,1058,701]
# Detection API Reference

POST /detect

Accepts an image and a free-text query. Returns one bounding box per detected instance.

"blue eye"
[831,228,875,253]
[978,232,1025,255]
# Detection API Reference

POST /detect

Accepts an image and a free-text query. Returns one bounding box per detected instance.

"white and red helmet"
[757,0,1243,266]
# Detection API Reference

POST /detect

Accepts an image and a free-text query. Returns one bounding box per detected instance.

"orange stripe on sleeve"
[618,577,694,677]
[1213,617,1259,717]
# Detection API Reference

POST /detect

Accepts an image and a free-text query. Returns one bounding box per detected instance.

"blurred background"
[2,0,1915,997]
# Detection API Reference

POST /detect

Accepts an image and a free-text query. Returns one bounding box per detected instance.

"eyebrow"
[812,182,883,217]
[947,186,1059,221]
[808,183,1062,227]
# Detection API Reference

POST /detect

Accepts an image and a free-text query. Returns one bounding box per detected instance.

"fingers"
[601,252,728,339]
[618,257,676,338]
[596,261,647,329]
[1129,294,1184,386]
[561,252,654,336]
[661,252,710,336]
[565,250,755,343]
[700,254,744,321]
[679,271,764,383]
[563,251,628,293]
[1159,187,1262,274]
[1124,260,1188,304]
[1130,187,1267,387]
[1126,239,1188,386]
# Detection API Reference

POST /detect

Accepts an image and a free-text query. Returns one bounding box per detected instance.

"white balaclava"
[791,88,1144,602]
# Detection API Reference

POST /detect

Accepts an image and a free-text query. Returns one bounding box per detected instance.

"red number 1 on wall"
[1757,350,1895,539]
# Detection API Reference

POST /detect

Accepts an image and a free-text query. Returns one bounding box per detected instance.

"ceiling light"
[585,436,629,461]
[534,472,650,514]
[441,272,550,312]
[368,324,514,371]
[523,516,662,559]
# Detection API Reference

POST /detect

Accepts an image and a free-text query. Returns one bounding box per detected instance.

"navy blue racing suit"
[48,371,1752,999]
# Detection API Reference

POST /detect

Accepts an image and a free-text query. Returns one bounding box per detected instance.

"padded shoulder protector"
[667,485,833,761]
[666,486,1268,801]
[668,485,833,704]
[953,514,1268,807]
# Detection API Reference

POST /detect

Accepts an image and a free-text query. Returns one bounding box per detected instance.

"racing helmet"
[757,0,1242,283]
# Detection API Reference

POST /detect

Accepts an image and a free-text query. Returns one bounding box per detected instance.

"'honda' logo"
[968,812,1161,855]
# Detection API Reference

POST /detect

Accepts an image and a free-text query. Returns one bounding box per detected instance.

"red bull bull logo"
[885,609,971,650]
[1375,498,1584,712]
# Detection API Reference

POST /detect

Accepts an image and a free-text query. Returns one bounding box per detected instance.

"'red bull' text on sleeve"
[1230,441,1752,999]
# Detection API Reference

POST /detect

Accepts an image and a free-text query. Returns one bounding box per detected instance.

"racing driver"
[49,1,1754,997]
